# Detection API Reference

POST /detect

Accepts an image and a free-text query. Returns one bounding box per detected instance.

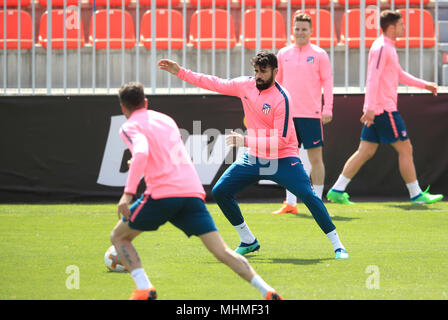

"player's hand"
[322,114,332,125]
[226,131,245,148]
[117,193,133,220]
[360,109,375,127]
[158,59,181,75]
[425,82,438,96]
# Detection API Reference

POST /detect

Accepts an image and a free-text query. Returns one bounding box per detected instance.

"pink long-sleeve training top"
[364,35,428,115]
[177,67,299,159]
[276,43,334,118]
[120,108,206,200]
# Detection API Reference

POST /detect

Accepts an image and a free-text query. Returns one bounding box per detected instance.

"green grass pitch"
[1,201,447,300]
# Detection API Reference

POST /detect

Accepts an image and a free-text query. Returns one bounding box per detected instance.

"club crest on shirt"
[307,56,314,64]
[262,103,271,114]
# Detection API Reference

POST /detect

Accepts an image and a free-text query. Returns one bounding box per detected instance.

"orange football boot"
[265,291,284,300]
[271,201,298,215]
[129,287,157,300]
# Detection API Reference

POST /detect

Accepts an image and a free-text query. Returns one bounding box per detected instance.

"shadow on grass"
[284,212,359,222]
[387,204,436,211]
[247,256,333,266]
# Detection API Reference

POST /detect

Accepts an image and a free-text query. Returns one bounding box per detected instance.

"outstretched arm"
[158,59,243,97]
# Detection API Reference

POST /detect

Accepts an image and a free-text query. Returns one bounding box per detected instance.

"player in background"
[110,82,283,300]
[273,13,334,216]
[158,52,349,260]
[326,10,443,205]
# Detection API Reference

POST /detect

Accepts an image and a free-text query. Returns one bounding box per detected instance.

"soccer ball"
[104,245,127,272]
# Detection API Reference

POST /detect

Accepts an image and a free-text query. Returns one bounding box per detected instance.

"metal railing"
[0,0,443,95]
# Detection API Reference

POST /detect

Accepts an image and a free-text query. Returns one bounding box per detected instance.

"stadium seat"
[189,9,236,49]
[38,9,85,49]
[240,8,286,49]
[140,9,183,49]
[190,0,228,6]
[291,9,337,48]
[237,0,281,6]
[0,9,33,49]
[388,0,430,5]
[396,9,435,48]
[38,0,80,6]
[290,0,330,5]
[139,0,181,6]
[338,0,380,5]
[340,8,381,48]
[88,0,131,7]
[88,9,136,49]
[0,0,31,6]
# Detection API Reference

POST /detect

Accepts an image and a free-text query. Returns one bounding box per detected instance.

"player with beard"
[158,52,349,259]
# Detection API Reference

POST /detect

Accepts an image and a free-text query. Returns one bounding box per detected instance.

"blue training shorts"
[293,117,324,149]
[122,195,218,237]
[361,111,409,144]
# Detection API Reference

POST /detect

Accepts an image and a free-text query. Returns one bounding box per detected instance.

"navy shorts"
[293,118,323,149]
[122,195,218,237]
[361,111,409,144]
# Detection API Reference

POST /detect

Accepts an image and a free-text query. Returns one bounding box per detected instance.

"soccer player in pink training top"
[326,10,443,205]
[273,13,334,216]
[110,82,283,300]
[158,51,349,260]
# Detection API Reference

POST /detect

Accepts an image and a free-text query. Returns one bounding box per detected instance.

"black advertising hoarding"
[0,93,447,203]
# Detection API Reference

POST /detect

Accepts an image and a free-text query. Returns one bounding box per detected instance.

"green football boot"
[326,189,355,205]
[411,186,443,204]
[235,239,260,256]
[335,248,349,259]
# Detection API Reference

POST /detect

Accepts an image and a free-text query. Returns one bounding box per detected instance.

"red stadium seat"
[88,9,136,49]
[237,0,281,6]
[38,9,85,49]
[38,0,80,6]
[291,9,337,48]
[189,9,236,49]
[290,0,330,5]
[388,0,430,5]
[139,0,181,5]
[240,8,286,49]
[338,0,380,5]
[140,9,183,49]
[0,0,31,6]
[396,9,435,48]
[0,9,32,49]
[190,0,228,6]
[88,0,131,7]
[340,8,381,48]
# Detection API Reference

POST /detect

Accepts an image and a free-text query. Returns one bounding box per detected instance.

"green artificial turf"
[0,202,447,300]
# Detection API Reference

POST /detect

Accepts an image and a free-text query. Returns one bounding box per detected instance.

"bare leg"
[199,231,256,282]
[341,141,379,179]
[391,139,417,184]
[307,146,325,186]
[110,219,143,273]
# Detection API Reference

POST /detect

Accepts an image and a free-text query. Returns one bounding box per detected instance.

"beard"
[256,74,274,91]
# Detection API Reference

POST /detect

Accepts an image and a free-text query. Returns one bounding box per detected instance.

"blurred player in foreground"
[110,82,282,300]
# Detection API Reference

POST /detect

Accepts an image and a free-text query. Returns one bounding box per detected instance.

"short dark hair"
[251,51,278,70]
[380,10,402,32]
[294,13,312,27]
[118,82,146,111]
